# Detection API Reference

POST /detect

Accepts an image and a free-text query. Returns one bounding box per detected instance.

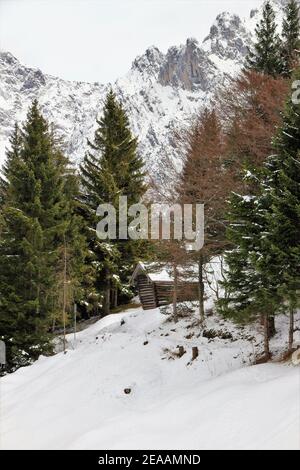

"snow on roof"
[148,269,172,282]
[131,261,198,283]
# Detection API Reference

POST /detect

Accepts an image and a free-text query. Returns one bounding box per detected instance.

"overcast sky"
[0,0,263,83]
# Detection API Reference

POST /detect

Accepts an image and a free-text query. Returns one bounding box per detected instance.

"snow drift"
[0,305,299,450]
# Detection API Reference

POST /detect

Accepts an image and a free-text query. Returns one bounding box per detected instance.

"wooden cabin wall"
[154,281,198,307]
[136,275,198,310]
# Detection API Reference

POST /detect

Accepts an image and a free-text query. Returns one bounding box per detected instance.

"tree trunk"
[263,314,270,360]
[114,289,118,308]
[62,238,67,353]
[173,264,178,322]
[198,253,205,323]
[288,307,294,353]
[268,316,276,338]
[103,268,110,316]
[52,316,56,333]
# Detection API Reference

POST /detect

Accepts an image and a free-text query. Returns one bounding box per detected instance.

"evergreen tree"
[52,163,90,329]
[80,90,147,315]
[246,0,282,77]
[219,174,279,358]
[260,69,300,351]
[281,0,300,77]
[0,123,21,206]
[0,101,86,371]
[220,70,300,357]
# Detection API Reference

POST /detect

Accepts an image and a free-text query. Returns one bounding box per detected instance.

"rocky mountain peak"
[132,46,165,78]
[0,51,19,67]
[203,11,251,61]
[250,8,259,19]
[158,38,218,92]
[0,51,46,96]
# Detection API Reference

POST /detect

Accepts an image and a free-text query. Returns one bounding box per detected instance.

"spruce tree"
[0,123,21,206]
[220,70,300,357]
[246,0,282,77]
[0,101,86,371]
[281,0,300,77]
[52,162,90,329]
[80,90,146,315]
[260,69,300,351]
[219,175,279,358]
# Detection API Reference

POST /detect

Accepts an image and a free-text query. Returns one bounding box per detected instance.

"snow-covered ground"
[0,304,299,450]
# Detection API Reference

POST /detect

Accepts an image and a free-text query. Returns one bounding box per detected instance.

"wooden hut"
[130,262,199,310]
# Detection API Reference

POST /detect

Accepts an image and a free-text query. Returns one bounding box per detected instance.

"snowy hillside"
[1,304,299,450]
[0,0,287,180]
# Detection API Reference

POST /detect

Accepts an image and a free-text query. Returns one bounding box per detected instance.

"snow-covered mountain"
[0,0,286,181]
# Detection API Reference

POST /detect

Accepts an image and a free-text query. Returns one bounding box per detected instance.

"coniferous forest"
[0,0,300,452]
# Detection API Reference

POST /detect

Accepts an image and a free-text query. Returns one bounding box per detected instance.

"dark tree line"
[0,92,148,371]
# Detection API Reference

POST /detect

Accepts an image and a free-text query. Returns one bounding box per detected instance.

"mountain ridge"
[0,0,286,180]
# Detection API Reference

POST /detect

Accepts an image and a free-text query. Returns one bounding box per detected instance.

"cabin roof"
[130,261,198,285]
[130,262,171,284]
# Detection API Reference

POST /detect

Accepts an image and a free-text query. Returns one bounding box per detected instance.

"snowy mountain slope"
[0,1,287,180]
[1,305,299,450]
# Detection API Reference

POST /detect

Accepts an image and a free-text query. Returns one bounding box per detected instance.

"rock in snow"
[0,1,286,182]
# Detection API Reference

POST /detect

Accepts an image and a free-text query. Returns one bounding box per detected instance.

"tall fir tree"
[218,173,279,358]
[220,70,300,357]
[260,68,300,351]
[246,0,282,77]
[51,162,90,329]
[0,101,86,371]
[80,90,147,315]
[281,0,300,77]
[0,123,21,206]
